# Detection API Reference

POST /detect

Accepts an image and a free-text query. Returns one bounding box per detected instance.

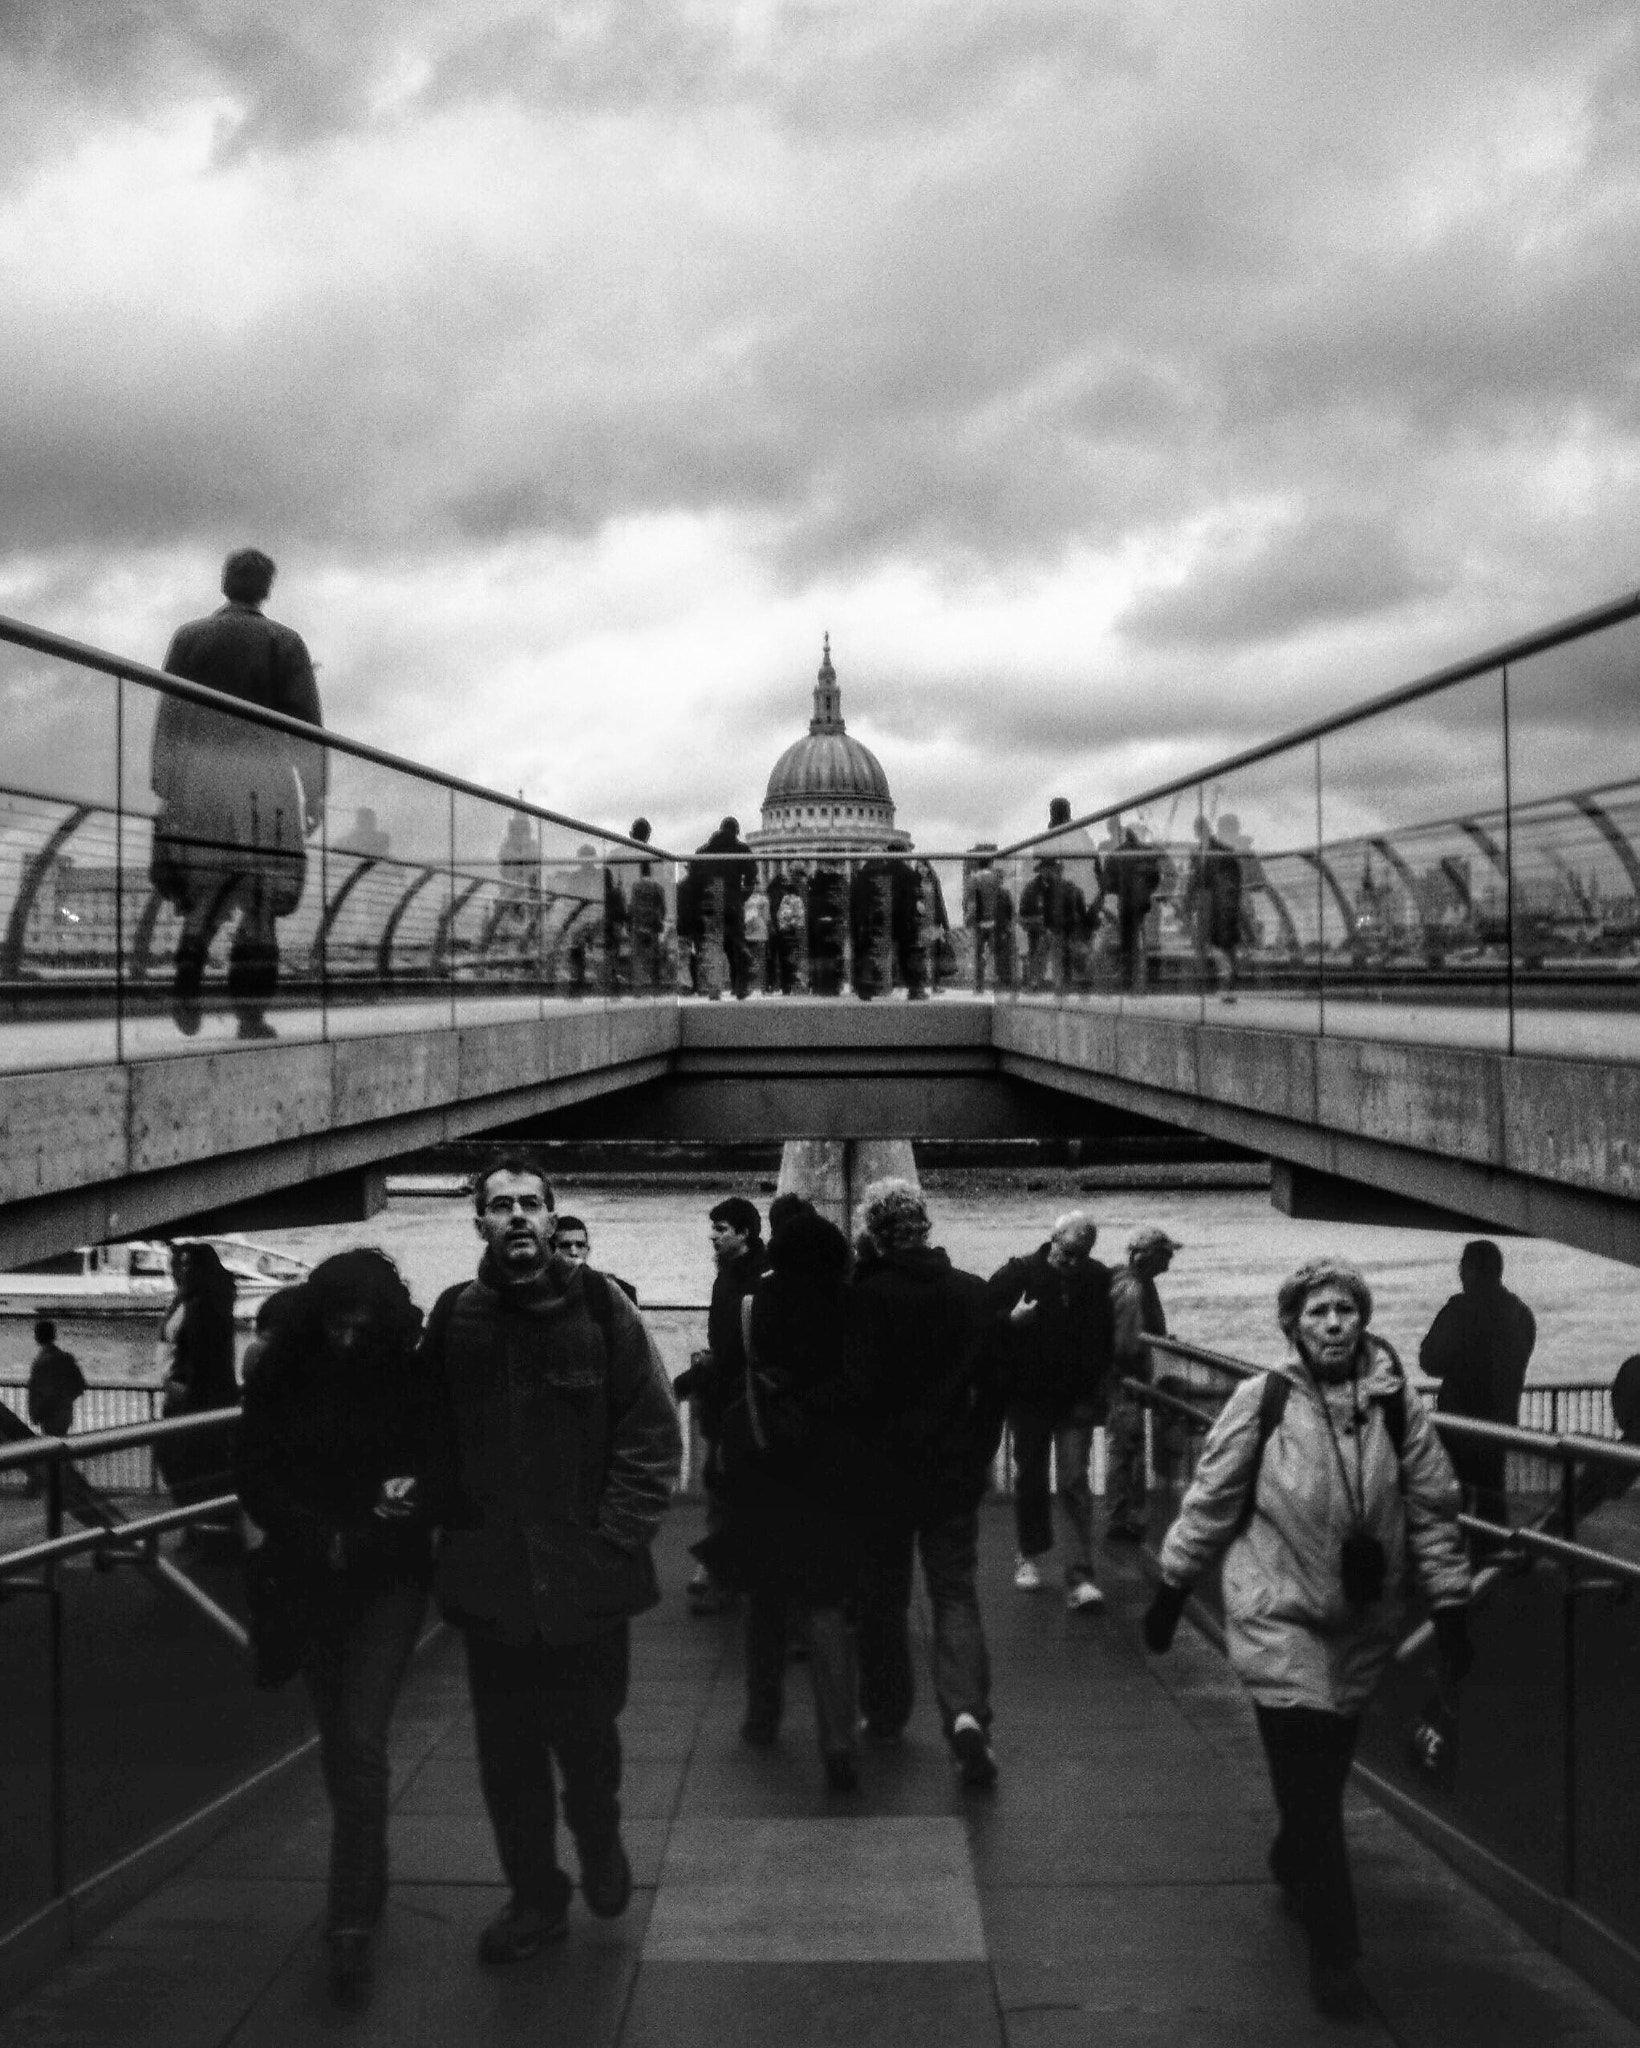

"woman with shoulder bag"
[234,1249,432,2009]
[1142,1257,1472,2019]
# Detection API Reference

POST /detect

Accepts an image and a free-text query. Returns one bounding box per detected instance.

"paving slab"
[622,1961,1003,2048]
[644,1816,986,1963]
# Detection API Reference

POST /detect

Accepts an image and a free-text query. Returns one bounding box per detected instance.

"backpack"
[777,890,806,934]
[1233,1369,1407,1535]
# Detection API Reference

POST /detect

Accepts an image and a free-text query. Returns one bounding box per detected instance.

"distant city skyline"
[5,4,1638,851]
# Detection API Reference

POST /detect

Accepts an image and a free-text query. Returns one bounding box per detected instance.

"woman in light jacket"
[1143,1257,1472,2018]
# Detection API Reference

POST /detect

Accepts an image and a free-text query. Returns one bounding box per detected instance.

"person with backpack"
[1142,1257,1472,2018]
[419,1157,681,1969]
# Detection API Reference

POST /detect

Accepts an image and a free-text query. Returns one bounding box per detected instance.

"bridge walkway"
[1,1505,1634,2048]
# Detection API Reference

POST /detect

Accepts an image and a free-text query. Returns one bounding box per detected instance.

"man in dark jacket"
[25,1318,85,1495]
[676,1196,765,1612]
[984,1212,1115,1611]
[693,817,757,999]
[422,1157,680,1967]
[852,1181,1003,1788]
[1419,1240,1537,1527]
[152,548,326,1040]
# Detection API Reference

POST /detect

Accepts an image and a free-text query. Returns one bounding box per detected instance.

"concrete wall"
[993,1002,1640,1266]
[0,1005,679,1265]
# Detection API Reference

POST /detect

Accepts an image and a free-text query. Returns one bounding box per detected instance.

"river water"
[7,1170,1637,1394]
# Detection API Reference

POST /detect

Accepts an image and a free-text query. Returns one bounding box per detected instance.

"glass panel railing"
[119,665,327,1057]
[1318,666,1509,1051]
[1197,748,1324,1032]
[1506,613,1640,1063]
[1358,1430,1570,1895]
[58,1515,312,1897]
[320,754,455,1037]
[0,645,122,1071]
[453,791,548,1023]
[1571,1468,1640,1949]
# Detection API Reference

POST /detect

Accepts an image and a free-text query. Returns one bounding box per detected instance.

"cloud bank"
[4,0,1639,851]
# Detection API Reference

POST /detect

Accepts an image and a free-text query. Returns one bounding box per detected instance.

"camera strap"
[1303,1359,1369,1533]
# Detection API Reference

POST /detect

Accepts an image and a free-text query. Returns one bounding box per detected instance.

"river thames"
[9,1168,1638,1395]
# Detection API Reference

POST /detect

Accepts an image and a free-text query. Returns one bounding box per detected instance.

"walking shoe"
[325,1929,374,2009]
[950,1712,999,1789]
[579,1835,633,1919]
[1104,1522,1144,1544]
[1066,1579,1106,1613]
[477,1896,569,1964]
[741,1709,780,1747]
[1013,1555,1044,1592]
[860,1718,905,1748]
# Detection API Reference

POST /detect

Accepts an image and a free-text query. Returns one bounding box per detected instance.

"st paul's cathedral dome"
[747,637,911,860]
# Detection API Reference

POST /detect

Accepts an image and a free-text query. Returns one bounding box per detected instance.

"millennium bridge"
[1,594,1639,2045]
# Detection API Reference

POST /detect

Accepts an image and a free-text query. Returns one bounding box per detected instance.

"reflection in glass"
[1318,670,1508,1050]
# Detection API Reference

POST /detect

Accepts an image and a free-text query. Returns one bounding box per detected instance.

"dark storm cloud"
[1121,512,1448,649]
[6,0,1640,841]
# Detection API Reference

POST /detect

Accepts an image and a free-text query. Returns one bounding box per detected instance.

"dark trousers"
[1104,1386,1148,1534]
[303,1577,428,1932]
[1010,1407,1096,1579]
[745,1588,859,1758]
[1254,1705,1361,1966]
[176,871,280,1013]
[463,1622,629,1915]
[858,1506,992,1738]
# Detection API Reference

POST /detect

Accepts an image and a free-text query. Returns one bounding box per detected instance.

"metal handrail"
[0,1405,234,1472]
[0,613,664,859]
[996,585,1640,858]
[1145,1335,1635,1468]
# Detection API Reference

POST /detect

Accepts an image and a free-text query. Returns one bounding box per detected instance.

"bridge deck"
[2,1505,1634,2048]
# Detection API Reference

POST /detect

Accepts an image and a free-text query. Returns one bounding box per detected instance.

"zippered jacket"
[1157,1341,1470,1712]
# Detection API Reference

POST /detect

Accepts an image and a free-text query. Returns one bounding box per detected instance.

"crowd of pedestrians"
[138,1176,1587,2023]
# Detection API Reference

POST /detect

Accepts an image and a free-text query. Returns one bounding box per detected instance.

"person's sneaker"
[950,1712,999,1789]
[325,1929,373,2009]
[1066,1579,1106,1613]
[1104,1523,1144,1544]
[740,1710,779,1747]
[235,1011,278,1041]
[477,1896,569,1964]
[860,1718,904,1748]
[1309,1957,1367,2017]
[1013,1555,1044,1592]
[579,1835,633,1919]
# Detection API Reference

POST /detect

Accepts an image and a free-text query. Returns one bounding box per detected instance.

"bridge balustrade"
[997,592,1640,1062]
[1128,1337,1640,1978]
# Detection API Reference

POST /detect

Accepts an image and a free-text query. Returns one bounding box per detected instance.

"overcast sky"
[4,1,1638,853]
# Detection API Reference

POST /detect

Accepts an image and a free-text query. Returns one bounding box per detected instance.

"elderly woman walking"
[1143,1257,1472,2018]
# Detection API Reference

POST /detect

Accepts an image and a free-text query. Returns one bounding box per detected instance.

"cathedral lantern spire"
[810,632,844,734]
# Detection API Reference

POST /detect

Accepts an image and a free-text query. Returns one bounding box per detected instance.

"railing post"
[1560,1447,1577,1903]
[45,1449,67,1900]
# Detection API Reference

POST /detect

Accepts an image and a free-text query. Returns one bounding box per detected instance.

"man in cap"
[1105,1227,1180,1543]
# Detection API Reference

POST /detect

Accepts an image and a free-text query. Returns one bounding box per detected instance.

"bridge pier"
[775,1138,918,1236]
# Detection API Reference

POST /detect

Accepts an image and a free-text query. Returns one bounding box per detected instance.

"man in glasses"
[422,1155,681,1967]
